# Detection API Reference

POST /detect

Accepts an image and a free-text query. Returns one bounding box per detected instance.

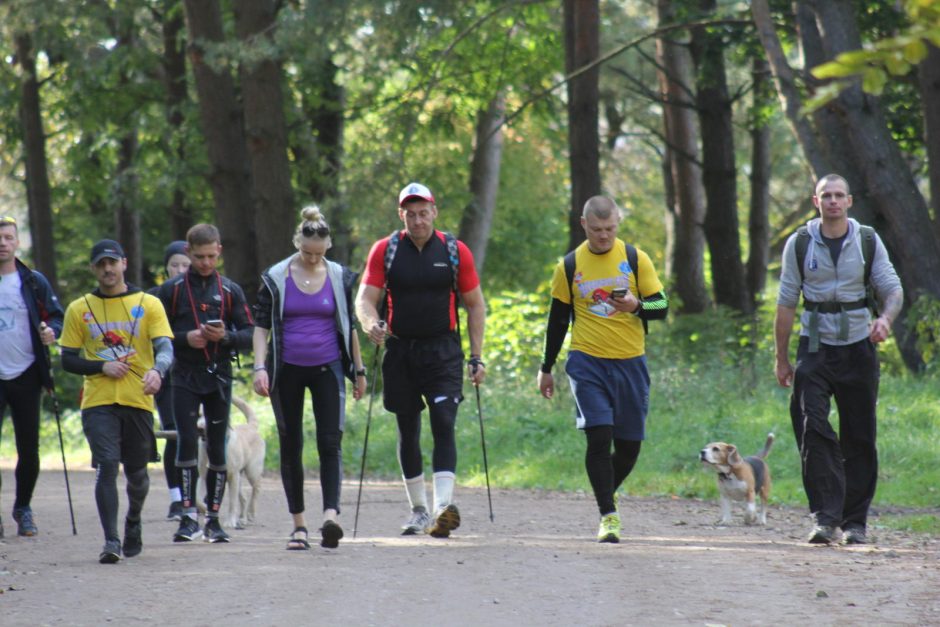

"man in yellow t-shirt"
[60,239,173,564]
[538,196,668,543]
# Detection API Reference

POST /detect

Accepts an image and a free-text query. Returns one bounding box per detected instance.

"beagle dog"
[700,433,774,525]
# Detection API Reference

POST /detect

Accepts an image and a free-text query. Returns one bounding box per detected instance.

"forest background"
[1,1,939,532]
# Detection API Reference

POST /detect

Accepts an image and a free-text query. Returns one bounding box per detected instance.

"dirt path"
[2,468,939,626]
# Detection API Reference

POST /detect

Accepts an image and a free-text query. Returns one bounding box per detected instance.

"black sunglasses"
[301,224,330,237]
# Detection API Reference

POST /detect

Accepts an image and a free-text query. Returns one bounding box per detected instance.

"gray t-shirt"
[0,270,36,379]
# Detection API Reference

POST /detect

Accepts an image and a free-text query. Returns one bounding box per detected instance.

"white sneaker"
[401,507,431,536]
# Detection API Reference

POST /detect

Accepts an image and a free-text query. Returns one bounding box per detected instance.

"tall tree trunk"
[308,57,349,264]
[563,0,600,253]
[114,132,142,286]
[656,0,709,313]
[14,32,57,288]
[691,0,750,312]
[746,57,771,303]
[808,0,940,371]
[918,43,940,242]
[232,0,294,291]
[163,0,191,240]
[112,24,142,286]
[183,0,257,294]
[458,93,505,275]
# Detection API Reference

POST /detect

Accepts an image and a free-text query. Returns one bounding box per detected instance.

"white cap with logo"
[398,182,435,207]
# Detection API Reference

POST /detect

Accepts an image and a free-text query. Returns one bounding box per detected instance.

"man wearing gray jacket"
[774,174,903,546]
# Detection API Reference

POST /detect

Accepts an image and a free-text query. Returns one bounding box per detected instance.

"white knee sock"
[433,471,456,512]
[404,475,427,512]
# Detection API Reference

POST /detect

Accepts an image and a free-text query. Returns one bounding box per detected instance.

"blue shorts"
[564,350,649,440]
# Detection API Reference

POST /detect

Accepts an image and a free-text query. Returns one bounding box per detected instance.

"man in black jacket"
[157,224,253,543]
[0,215,64,538]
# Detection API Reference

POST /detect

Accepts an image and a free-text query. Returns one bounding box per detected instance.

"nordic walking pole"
[40,322,77,535]
[473,381,494,522]
[353,335,383,538]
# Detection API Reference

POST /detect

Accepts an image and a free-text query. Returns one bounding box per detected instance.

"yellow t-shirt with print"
[550,239,664,360]
[60,291,173,412]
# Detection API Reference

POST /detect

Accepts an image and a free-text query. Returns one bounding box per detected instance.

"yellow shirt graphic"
[550,240,663,360]
[60,291,173,411]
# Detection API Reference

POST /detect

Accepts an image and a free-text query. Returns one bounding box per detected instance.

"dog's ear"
[727,445,742,465]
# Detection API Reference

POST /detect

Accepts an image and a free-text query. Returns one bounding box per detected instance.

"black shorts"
[81,404,158,468]
[382,334,464,414]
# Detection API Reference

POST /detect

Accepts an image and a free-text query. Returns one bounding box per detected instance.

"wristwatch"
[356,368,367,377]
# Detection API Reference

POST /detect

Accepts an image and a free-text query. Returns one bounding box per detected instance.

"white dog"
[197,395,266,530]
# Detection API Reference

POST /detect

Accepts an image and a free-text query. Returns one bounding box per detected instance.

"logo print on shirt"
[131,305,145,319]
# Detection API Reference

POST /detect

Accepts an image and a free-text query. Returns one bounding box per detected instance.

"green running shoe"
[597,512,621,543]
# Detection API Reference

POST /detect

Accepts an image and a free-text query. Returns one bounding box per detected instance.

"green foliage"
[483,285,558,381]
[907,293,940,370]
[805,1,940,111]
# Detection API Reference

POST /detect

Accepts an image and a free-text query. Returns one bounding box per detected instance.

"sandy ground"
[1,467,939,626]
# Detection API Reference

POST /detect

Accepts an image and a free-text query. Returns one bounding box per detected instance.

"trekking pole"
[39,323,77,535]
[353,337,383,538]
[473,382,494,522]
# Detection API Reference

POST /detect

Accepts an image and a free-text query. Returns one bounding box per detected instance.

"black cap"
[163,240,187,268]
[90,239,125,264]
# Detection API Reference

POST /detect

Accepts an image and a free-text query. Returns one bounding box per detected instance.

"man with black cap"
[356,182,487,538]
[60,239,174,563]
[148,240,190,520]
[0,215,64,538]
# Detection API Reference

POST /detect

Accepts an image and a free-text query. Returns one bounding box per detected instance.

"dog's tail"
[756,433,775,459]
[231,395,259,428]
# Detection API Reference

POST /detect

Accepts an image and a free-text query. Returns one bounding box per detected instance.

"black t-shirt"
[821,231,848,268]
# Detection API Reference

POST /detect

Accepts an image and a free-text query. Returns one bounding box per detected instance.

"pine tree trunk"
[15,32,57,288]
[563,0,600,253]
[918,44,940,243]
[232,0,295,292]
[746,57,772,303]
[459,93,505,275]
[656,0,709,313]
[162,0,191,241]
[183,0,257,294]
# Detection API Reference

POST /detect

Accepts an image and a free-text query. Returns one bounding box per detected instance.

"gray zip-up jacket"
[777,217,902,345]
[254,255,359,390]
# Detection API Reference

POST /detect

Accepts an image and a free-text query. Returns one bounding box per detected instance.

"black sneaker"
[808,524,835,544]
[842,527,868,545]
[203,518,230,543]
[319,520,344,549]
[123,518,143,557]
[428,504,461,538]
[13,506,38,537]
[166,501,183,521]
[173,516,202,542]
[99,540,122,564]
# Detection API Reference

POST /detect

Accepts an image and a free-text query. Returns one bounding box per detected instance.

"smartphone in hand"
[205,319,223,328]
[610,288,628,299]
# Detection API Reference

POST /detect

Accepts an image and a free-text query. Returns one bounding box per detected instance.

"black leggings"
[396,398,459,480]
[272,362,344,514]
[584,426,642,516]
[173,383,230,513]
[94,462,149,543]
[153,382,179,491]
[0,363,42,510]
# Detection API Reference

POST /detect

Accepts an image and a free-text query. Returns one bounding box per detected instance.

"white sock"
[404,475,427,512]
[169,487,182,503]
[432,471,456,512]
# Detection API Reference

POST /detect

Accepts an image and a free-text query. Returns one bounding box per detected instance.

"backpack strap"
[625,243,648,335]
[564,250,577,321]
[382,229,461,330]
[795,225,810,286]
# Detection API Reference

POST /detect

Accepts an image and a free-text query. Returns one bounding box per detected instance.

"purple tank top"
[282,271,341,367]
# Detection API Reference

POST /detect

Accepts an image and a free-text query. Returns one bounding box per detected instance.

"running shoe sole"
[320,520,344,549]
[428,504,461,538]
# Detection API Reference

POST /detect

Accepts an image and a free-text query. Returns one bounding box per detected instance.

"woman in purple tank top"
[252,206,366,550]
